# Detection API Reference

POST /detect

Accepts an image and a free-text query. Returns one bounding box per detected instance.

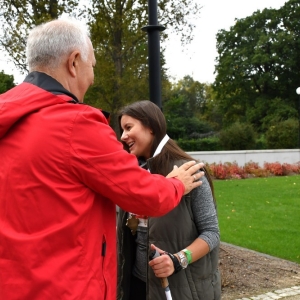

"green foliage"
[163,76,209,118]
[265,119,299,149]
[213,0,300,132]
[1,1,201,133]
[219,122,257,150]
[83,1,201,131]
[83,0,151,130]
[216,176,300,263]
[163,76,216,140]
[176,137,221,152]
[255,134,267,150]
[166,116,213,140]
[260,97,298,131]
[0,0,79,73]
[0,71,15,93]
[199,84,223,131]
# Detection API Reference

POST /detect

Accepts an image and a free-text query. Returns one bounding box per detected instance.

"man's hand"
[166,161,204,195]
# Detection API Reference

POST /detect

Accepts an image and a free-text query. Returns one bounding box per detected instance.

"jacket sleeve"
[68,106,184,217]
[191,176,220,250]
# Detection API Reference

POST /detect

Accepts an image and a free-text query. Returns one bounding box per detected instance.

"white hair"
[26,18,91,71]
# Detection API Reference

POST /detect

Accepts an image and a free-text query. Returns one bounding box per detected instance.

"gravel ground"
[219,242,300,300]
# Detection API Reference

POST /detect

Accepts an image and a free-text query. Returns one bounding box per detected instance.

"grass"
[214,175,300,264]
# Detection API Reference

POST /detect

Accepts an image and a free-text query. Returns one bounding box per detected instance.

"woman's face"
[120,115,154,159]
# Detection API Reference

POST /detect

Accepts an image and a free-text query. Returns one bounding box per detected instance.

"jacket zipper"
[102,235,107,299]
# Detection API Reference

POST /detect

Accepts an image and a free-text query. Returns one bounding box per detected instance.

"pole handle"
[160,277,169,288]
[149,249,170,288]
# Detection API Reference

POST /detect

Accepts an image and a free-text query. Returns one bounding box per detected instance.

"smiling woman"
[120,115,154,159]
[117,100,221,300]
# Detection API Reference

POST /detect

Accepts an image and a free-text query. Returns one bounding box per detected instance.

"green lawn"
[214,175,300,263]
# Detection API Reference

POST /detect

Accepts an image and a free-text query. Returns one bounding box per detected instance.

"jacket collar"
[24,71,79,103]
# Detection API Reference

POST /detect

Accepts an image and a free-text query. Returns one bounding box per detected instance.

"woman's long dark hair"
[118,100,215,201]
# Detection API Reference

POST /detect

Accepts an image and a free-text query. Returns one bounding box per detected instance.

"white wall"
[187,149,300,167]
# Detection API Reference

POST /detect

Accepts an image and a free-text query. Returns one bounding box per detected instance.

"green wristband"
[182,248,192,264]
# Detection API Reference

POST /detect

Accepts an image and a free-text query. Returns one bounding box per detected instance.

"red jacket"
[0,72,184,300]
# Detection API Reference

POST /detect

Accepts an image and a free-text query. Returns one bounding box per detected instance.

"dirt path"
[219,242,300,300]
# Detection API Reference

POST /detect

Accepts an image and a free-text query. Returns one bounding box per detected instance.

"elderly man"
[0,18,203,299]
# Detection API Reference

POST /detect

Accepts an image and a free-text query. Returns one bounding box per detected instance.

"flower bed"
[206,161,300,179]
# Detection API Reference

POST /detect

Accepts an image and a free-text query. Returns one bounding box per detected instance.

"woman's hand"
[148,244,174,278]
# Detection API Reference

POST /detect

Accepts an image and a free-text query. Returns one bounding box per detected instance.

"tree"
[0,0,79,73]
[0,71,15,93]
[219,122,257,150]
[266,119,298,149]
[213,0,300,131]
[0,0,201,131]
[163,76,214,139]
[163,76,207,117]
[199,83,223,131]
[83,0,201,130]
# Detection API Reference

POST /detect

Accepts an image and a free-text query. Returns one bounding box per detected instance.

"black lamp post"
[296,87,300,149]
[142,0,165,110]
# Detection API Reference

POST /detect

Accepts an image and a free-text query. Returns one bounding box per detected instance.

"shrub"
[208,162,247,180]
[282,163,300,175]
[264,162,283,176]
[244,161,269,177]
[219,122,257,150]
[167,117,213,140]
[207,161,300,180]
[265,119,298,149]
[176,137,222,151]
[0,71,15,93]
[209,163,229,179]
[197,137,222,151]
[255,134,267,150]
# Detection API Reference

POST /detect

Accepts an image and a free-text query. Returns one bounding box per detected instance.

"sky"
[164,0,288,83]
[0,0,288,85]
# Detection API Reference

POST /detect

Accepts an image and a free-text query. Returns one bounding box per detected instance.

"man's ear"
[68,51,80,77]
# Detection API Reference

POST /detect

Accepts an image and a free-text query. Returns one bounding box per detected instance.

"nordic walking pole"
[149,249,172,300]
